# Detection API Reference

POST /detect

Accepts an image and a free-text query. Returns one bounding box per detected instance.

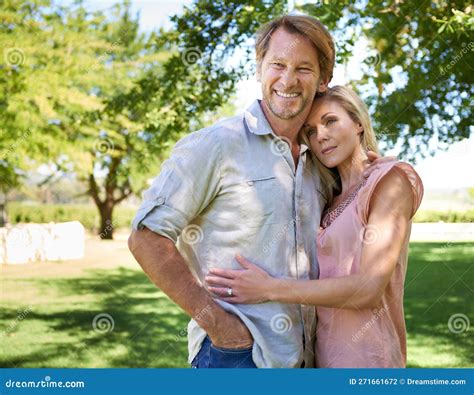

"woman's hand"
[205,254,275,304]
[363,151,397,177]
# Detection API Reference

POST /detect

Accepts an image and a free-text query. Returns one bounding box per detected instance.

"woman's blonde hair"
[299,85,379,201]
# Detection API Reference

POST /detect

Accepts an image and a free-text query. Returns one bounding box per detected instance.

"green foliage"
[2,0,472,236]
[7,202,135,230]
[107,0,288,148]
[0,0,166,237]
[299,1,473,160]
[413,210,474,223]
[467,187,474,200]
[434,6,474,35]
[149,0,473,161]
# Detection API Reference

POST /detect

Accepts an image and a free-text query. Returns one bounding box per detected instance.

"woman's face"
[305,99,363,169]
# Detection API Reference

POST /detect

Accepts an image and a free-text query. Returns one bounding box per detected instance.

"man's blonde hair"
[255,14,336,83]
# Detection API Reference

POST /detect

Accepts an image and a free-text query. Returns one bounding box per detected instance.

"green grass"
[0,242,472,368]
[0,267,189,368]
[404,242,473,367]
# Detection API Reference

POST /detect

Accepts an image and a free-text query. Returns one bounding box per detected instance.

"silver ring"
[226,287,233,297]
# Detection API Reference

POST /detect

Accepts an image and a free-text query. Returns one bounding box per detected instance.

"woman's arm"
[206,167,414,309]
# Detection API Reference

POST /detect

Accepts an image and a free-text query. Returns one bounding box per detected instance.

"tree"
[3,0,471,237]
[0,0,46,193]
[299,0,473,159]
[1,1,164,238]
[97,1,290,238]
[1,0,65,220]
[107,0,288,146]
[139,0,472,161]
[2,0,248,239]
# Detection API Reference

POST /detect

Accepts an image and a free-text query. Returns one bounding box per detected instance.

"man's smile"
[274,89,300,98]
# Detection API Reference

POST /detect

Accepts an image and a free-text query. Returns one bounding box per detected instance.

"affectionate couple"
[129,14,423,368]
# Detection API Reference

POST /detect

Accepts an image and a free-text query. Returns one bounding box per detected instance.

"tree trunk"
[98,202,114,240]
[88,167,132,241]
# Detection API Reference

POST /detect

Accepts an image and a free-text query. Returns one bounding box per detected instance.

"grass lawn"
[0,237,472,368]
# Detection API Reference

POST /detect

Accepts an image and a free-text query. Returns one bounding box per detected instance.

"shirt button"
[247,181,254,186]
[156,197,164,205]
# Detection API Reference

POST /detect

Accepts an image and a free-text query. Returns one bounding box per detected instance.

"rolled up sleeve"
[132,130,222,243]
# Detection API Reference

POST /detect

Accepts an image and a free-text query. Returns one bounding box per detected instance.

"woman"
[205,86,423,368]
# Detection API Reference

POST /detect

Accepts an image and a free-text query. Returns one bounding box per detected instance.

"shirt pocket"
[232,175,286,228]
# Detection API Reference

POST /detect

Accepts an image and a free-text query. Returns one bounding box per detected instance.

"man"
[129,14,335,368]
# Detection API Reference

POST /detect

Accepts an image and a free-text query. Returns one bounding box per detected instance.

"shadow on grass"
[404,242,473,367]
[0,267,190,368]
[1,242,472,368]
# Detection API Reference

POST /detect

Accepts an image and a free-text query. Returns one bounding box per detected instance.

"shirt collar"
[244,99,310,154]
[243,100,274,136]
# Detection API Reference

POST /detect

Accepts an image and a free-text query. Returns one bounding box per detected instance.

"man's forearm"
[129,228,225,331]
[128,227,252,347]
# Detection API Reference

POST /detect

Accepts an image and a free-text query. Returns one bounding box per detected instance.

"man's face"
[258,27,327,121]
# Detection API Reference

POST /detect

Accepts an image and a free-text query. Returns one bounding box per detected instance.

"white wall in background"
[0,221,85,264]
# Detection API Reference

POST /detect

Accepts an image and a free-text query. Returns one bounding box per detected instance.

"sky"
[78,0,473,190]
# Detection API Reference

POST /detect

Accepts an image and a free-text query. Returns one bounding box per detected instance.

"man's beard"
[264,90,310,120]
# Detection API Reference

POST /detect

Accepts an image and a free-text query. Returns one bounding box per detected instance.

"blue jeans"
[191,336,256,368]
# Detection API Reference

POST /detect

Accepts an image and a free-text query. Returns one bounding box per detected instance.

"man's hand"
[129,228,253,349]
[207,311,253,349]
[363,150,397,177]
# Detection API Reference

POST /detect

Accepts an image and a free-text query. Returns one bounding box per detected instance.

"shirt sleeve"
[356,161,424,225]
[131,129,222,242]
